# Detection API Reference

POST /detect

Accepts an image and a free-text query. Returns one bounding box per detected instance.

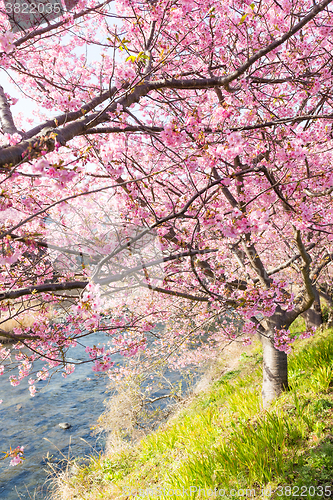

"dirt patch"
[194,334,260,394]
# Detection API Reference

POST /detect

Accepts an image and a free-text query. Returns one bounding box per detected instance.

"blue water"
[0,330,119,499]
[0,329,199,499]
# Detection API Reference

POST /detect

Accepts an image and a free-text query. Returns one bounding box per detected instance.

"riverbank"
[0,330,112,500]
[51,323,333,500]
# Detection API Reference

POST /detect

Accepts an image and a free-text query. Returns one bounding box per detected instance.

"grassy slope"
[56,324,333,500]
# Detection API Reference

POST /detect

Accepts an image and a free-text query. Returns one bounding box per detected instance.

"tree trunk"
[318,289,333,328]
[261,334,288,408]
[301,286,323,330]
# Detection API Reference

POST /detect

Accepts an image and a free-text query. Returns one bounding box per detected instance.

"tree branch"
[1,0,330,170]
[0,248,216,301]
[138,282,209,302]
[264,243,316,278]
[80,125,163,135]
[10,232,99,261]
[285,229,315,323]
[304,186,333,198]
[212,167,271,288]
[12,0,115,49]
[0,85,19,135]
[80,113,333,137]
[310,252,333,282]
[260,166,295,212]
[149,0,333,91]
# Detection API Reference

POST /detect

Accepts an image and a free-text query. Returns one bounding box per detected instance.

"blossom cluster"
[0,32,15,54]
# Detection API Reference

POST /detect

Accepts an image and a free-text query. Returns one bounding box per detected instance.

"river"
[0,329,199,499]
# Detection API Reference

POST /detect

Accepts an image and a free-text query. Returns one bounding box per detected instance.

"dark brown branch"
[0,0,331,170]
[285,229,315,323]
[0,248,216,301]
[260,166,295,212]
[310,252,333,281]
[12,0,115,49]
[0,280,88,301]
[212,167,271,288]
[10,232,99,262]
[81,112,333,137]
[138,282,209,302]
[0,328,42,341]
[149,0,333,91]
[231,113,333,132]
[81,125,163,135]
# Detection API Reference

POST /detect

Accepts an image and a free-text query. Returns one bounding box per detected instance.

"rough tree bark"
[260,333,288,408]
[259,228,316,407]
[302,286,323,330]
[319,289,333,328]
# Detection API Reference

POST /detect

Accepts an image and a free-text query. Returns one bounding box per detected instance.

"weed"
[52,328,333,500]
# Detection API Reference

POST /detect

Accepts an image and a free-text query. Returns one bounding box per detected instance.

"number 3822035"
[276,485,331,497]
[5,2,62,14]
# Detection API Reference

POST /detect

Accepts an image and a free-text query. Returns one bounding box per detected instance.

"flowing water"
[0,330,112,499]
[0,329,198,499]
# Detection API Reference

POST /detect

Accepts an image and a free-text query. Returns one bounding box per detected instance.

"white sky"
[1,23,109,130]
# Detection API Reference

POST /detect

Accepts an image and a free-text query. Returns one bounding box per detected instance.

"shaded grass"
[54,328,333,500]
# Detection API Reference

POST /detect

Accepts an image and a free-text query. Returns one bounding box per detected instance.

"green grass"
[57,328,333,500]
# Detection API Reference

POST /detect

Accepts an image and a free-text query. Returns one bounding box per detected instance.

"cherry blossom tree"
[1,0,333,466]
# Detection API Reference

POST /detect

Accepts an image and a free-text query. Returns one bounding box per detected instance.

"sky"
[1,12,109,131]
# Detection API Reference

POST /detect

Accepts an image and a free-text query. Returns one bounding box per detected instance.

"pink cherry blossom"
[0,0,333,462]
